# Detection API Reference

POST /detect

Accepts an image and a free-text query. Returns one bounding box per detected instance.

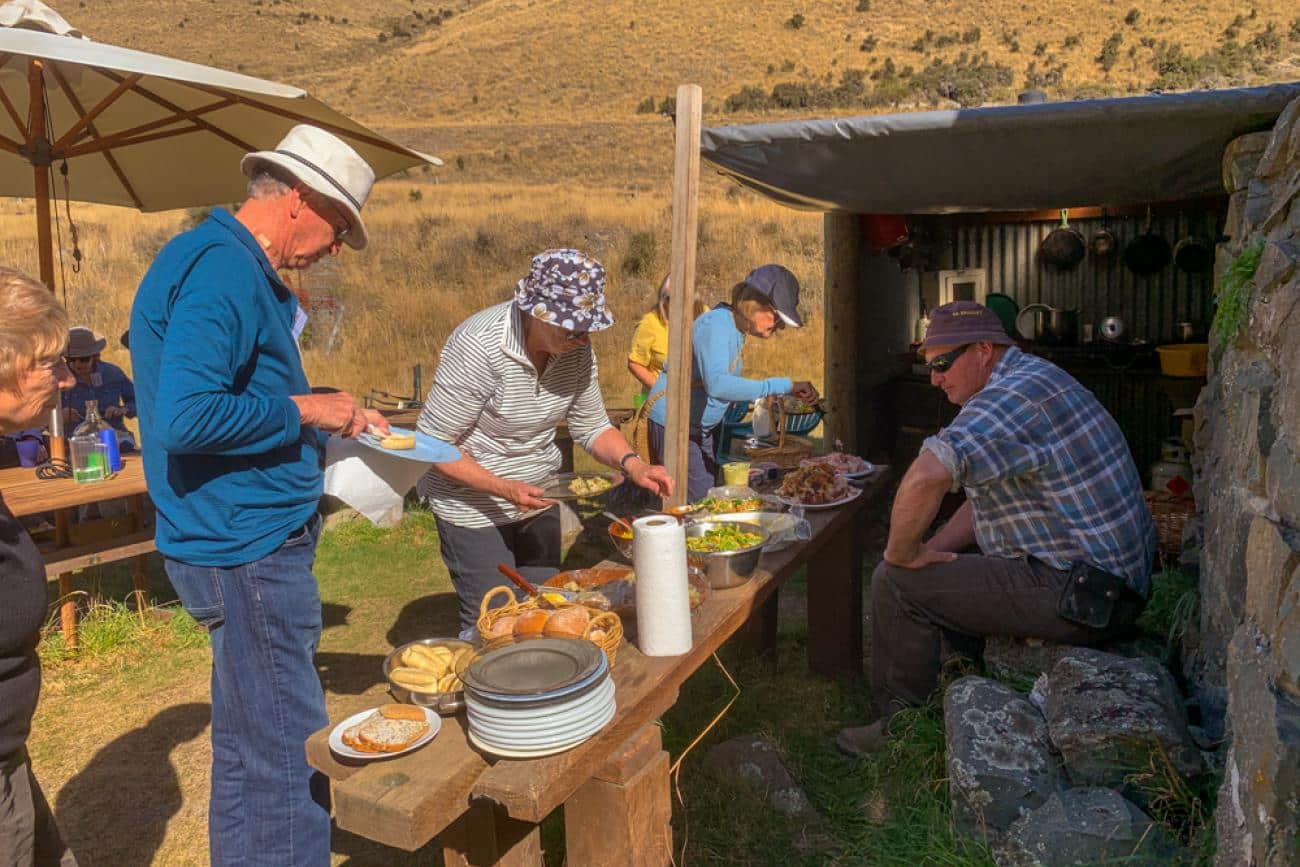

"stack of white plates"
[462,638,616,758]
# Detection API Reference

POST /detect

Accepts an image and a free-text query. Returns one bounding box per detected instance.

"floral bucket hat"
[513,248,614,333]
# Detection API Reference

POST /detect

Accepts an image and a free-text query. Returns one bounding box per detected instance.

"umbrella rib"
[50,66,143,209]
[52,72,142,152]
[0,135,20,154]
[94,69,255,153]
[0,83,25,139]
[64,123,204,158]
[185,81,422,159]
[61,97,236,154]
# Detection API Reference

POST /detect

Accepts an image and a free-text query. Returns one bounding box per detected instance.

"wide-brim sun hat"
[240,124,376,250]
[923,301,1016,348]
[744,264,804,328]
[66,326,106,358]
[514,249,615,333]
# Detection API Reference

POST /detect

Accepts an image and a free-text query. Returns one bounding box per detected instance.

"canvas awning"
[700,82,1300,214]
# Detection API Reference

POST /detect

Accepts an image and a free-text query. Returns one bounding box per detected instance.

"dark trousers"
[647,419,719,503]
[869,554,1142,717]
[0,750,77,867]
[437,508,561,632]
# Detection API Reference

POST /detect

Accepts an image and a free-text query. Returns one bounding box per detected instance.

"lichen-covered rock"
[1044,650,1203,789]
[1223,131,1274,193]
[994,788,1181,867]
[944,677,1063,842]
[702,735,817,819]
[983,638,1074,683]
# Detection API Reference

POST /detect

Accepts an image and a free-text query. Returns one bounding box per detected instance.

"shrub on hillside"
[856,0,870,10]
[1124,8,1140,26]
[961,27,981,44]
[1250,23,1281,54]
[1096,31,1123,71]
[635,96,656,114]
[1290,17,1300,41]
[786,12,805,30]
[657,96,676,115]
[622,232,657,278]
[1062,34,1081,48]
[860,34,877,52]
[723,85,771,112]
[771,81,813,108]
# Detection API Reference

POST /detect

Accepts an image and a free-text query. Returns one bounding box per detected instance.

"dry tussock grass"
[0,182,824,405]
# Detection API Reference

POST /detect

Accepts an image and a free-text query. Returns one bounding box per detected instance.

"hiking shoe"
[835,720,890,758]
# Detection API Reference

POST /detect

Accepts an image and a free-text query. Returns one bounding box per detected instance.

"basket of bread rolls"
[383,638,475,714]
[476,586,624,666]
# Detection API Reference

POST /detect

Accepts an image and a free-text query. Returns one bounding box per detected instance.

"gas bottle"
[1150,437,1193,497]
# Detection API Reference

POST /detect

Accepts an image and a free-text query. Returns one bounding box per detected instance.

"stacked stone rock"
[944,649,1201,865]
[1190,96,1300,866]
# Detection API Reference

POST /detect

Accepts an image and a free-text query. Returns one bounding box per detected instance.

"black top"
[0,493,46,764]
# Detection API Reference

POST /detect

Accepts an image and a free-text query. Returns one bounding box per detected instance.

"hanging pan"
[1040,208,1086,271]
[1090,209,1119,263]
[1173,236,1214,274]
[1124,207,1171,277]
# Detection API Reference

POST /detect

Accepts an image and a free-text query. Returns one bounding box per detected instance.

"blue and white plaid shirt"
[923,347,1156,596]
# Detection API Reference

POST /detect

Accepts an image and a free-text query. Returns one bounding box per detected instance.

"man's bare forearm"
[884,450,953,563]
[928,499,975,553]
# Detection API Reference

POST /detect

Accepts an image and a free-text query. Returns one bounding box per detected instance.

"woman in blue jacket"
[645,264,819,501]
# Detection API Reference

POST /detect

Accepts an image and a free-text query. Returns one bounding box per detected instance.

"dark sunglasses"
[926,344,971,373]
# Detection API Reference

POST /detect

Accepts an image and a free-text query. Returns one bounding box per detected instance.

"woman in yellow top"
[627,276,708,397]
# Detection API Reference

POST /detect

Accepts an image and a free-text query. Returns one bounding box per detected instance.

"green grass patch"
[1137,567,1200,663]
[1213,238,1263,349]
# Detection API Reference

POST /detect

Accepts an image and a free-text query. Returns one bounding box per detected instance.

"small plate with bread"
[329,703,441,760]
[357,425,461,464]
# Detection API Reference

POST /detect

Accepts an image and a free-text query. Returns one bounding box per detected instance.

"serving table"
[0,454,153,648]
[306,470,891,865]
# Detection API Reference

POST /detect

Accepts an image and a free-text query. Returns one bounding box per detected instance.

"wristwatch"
[618,451,642,471]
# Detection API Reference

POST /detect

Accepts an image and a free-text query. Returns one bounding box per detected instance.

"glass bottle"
[73,400,121,480]
[70,401,107,484]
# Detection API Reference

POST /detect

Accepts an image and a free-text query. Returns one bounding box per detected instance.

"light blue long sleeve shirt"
[130,209,323,567]
[647,306,792,429]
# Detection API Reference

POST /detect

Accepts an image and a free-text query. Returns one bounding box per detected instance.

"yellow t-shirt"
[628,311,668,380]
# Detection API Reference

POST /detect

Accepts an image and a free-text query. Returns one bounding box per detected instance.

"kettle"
[1015,303,1080,346]
[1149,437,1193,497]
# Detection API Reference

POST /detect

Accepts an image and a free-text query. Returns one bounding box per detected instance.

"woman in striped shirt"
[418,249,674,630]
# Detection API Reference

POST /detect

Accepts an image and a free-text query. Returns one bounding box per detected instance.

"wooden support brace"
[440,800,543,867]
[564,725,672,867]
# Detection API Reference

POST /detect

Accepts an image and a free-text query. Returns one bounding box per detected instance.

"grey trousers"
[0,751,77,867]
[869,554,1142,717]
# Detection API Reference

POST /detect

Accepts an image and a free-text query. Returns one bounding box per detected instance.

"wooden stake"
[823,213,863,452]
[662,84,702,508]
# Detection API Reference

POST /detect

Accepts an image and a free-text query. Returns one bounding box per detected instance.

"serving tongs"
[496,563,577,604]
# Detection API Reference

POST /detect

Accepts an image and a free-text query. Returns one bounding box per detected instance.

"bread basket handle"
[479,585,518,619]
[584,610,620,639]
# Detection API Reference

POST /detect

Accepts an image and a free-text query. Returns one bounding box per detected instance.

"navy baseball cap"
[744,264,804,328]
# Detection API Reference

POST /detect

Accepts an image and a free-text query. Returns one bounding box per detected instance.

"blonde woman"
[627,276,708,397]
[644,264,818,501]
[0,269,78,866]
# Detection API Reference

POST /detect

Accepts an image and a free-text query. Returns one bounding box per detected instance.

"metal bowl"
[701,511,798,552]
[684,520,770,589]
[606,518,635,561]
[383,637,474,715]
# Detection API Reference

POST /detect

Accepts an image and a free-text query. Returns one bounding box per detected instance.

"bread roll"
[543,605,590,639]
[437,673,461,693]
[389,666,438,692]
[513,609,550,638]
[483,615,516,641]
[379,703,426,721]
[401,644,450,677]
[379,432,415,450]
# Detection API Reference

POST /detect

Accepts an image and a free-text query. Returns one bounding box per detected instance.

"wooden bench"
[306,471,890,863]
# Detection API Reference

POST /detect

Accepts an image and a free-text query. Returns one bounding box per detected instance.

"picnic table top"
[0,454,148,517]
[305,472,890,851]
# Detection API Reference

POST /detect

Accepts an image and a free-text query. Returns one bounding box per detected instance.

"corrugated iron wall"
[935,208,1222,343]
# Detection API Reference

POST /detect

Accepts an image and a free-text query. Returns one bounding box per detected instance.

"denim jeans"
[164,514,330,867]
[646,419,719,502]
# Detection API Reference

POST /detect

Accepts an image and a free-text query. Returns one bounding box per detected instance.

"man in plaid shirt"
[839,301,1155,757]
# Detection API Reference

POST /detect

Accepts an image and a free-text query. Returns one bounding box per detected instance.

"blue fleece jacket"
[129,209,323,567]
[647,305,792,429]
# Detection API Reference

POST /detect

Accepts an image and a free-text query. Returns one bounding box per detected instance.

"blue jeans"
[164,515,330,867]
[647,419,719,502]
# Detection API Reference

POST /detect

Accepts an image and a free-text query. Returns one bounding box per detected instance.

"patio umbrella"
[0,0,439,291]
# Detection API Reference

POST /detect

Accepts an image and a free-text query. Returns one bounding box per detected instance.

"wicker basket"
[476,586,624,666]
[743,398,816,468]
[1145,491,1195,556]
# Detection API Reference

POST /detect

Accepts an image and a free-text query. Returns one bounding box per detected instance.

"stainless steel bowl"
[383,637,474,714]
[684,520,770,589]
[700,511,798,551]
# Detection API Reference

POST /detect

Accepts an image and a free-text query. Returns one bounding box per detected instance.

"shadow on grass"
[331,826,444,866]
[387,592,462,646]
[54,702,210,866]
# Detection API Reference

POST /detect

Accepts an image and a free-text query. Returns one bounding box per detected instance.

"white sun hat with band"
[240,124,376,250]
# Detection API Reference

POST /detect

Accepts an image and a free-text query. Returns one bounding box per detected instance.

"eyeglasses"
[926,344,971,373]
[302,188,351,244]
[64,355,97,364]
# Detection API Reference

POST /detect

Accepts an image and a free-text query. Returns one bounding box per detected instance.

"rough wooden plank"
[593,724,663,785]
[42,529,156,577]
[565,747,672,867]
[0,455,148,517]
[662,83,703,509]
[441,800,543,867]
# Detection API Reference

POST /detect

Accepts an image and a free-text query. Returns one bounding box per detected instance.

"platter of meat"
[798,451,876,479]
[777,463,861,510]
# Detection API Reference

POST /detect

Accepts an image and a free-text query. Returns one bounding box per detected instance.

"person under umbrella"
[60,326,137,451]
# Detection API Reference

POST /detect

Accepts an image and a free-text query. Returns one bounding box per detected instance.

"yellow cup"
[722,461,751,487]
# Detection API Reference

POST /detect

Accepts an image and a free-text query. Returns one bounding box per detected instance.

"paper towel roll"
[631,515,693,656]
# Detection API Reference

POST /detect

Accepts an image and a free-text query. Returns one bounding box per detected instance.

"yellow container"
[721,461,751,487]
[1156,343,1208,378]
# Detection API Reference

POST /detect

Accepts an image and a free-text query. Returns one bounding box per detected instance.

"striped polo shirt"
[416,301,614,528]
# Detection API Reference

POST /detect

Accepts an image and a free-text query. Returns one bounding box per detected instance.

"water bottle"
[70,406,107,484]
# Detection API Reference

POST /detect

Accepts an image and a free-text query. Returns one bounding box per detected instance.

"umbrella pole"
[28,60,56,291]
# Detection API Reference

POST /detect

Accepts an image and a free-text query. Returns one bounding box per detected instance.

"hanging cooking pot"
[1172,236,1213,274]
[1016,303,1080,346]
[1040,209,1086,271]
[1124,207,1172,276]
[1090,209,1119,263]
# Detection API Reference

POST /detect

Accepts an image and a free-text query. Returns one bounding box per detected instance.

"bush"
[723,85,771,112]
[635,95,656,114]
[1124,8,1140,25]
[1062,34,1081,48]
[1250,23,1281,54]
[1034,41,1047,56]
[856,0,870,10]
[1290,17,1300,41]
[408,189,423,203]
[622,232,657,278]
[770,81,813,108]
[860,34,877,52]
[961,26,981,44]
[657,95,676,115]
[1096,31,1123,71]
[786,12,805,29]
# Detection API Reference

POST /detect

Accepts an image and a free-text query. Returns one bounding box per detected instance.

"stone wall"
[1192,97,1300,867]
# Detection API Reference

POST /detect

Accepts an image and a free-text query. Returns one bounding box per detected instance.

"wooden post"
[440,800,543,867]
[662,84,702,508]
[564,725,672,867]
[823,213,863,454]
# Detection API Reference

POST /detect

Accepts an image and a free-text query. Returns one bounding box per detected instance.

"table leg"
[564,725,672,867]
[129,494,148,612]
[806,522,864,678]
[441,800,543,867]
[57,571,77,651]
[734,591,779,660]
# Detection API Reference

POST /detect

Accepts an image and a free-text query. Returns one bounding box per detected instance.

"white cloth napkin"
[322,436,429,527]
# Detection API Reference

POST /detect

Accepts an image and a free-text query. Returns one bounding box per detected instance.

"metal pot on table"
[1016,303,1080,346]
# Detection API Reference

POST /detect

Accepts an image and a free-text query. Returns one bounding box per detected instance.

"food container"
[1156,343,1208,378]
[722,461,751,486]
[684,520,770,589]
[607,518,635,560]
[702,511,802,552]
[544,567,710,616]
[383,637,474,714]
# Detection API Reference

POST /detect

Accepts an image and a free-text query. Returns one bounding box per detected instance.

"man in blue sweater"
[130,125,391,867]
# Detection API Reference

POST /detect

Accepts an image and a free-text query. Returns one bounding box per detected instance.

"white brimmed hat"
[240,125,376,250]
